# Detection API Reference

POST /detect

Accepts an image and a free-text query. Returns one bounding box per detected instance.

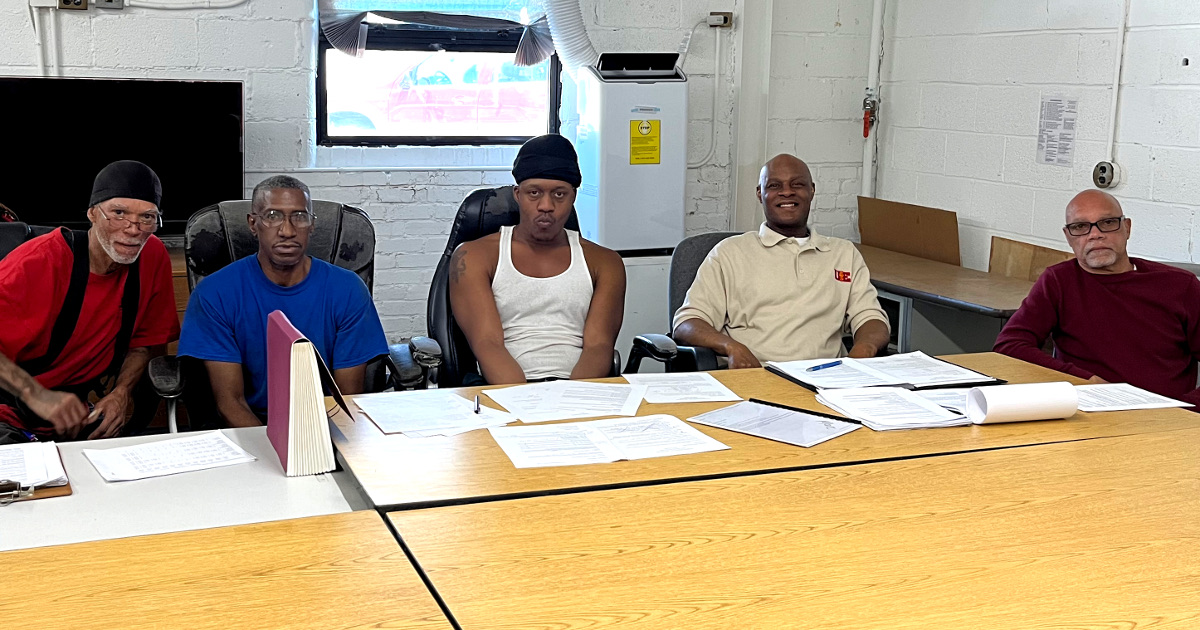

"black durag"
[89,160,162,208]
[512,134,582,188]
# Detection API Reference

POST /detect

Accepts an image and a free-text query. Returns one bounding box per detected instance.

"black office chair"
[0,222,55,259]
[150,200,441,431]
[624,231,739,373]
[426,185,619,388]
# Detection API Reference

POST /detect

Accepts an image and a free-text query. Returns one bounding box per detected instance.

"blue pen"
[19,429,38,442]
[805,360,843,372]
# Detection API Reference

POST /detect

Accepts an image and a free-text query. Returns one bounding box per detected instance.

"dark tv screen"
[0,77,244,237]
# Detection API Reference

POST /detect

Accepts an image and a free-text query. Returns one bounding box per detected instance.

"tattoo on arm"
[449,247,468,284]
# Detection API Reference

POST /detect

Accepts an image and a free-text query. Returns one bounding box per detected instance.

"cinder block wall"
[0,0,751,340]
[876,0,1200,270]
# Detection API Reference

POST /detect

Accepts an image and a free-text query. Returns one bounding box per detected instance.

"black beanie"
[512,134,582,188]
[89,160,162,208]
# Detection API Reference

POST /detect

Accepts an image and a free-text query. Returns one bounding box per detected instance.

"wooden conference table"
[1,511,451,630]
[334,352,1200,511]
[390,426,1200,629]
[857,244,1034,318]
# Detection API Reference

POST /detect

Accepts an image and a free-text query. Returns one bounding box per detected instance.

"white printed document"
[484,381,647,423]
[622,372,742,404]
[767,351,999,390]
[817,387,970,431]
[1075,383,1192,412]
[352,390,515,437]
[0,442,67,487]
[82,431,256,482]
[688,401,859,448]
[488,414,728,468]
[914,388,972,414]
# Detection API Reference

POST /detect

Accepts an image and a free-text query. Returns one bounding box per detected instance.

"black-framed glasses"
[1065,216,1124,237]
[255,210,315,229]
[97,206,162,232]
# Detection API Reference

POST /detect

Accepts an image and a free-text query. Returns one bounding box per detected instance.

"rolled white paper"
[967,382,1079,424]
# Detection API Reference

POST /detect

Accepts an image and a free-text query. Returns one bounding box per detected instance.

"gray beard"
[97,233,145,266]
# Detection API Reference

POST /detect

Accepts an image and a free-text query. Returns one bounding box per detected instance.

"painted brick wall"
[0,0,742,340]
[876,0,1200,270]
[769,0,873,241]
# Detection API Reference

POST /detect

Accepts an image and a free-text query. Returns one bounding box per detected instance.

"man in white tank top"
[449,135,626,384]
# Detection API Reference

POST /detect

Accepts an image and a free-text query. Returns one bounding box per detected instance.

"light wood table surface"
[0,427,354,551]
[0,511,451,630]
[858,244,1034,317]
[334,352,1199,510]
[390,427,1200,630]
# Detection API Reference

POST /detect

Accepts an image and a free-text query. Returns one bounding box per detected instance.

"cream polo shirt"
[672,223,890,362]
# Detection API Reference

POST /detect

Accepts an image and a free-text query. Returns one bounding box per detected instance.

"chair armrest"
[407,336,443,368]
[387,343,425,390]
[674,345,723,372]
[148,355,185,398]
[623,334,679,373]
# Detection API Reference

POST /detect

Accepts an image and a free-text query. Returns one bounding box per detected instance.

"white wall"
[876,0,1200,270]
[768,0,873,240]
[0,0,743,341]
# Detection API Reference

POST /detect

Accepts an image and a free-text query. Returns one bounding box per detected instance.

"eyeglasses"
[97,206,162,232]
[1065,216,1125,237]
[255,210,315,229]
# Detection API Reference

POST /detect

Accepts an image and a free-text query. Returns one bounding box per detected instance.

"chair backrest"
[667,231,740,327]
[0,222,58,260]
[988,236,1073,282]
[184,200,375,291]
[427,185,580,388]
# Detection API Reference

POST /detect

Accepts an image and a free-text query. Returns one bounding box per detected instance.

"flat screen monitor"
[0,77,244,237]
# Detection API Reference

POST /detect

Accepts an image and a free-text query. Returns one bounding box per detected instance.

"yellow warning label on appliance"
[630,119,661,165]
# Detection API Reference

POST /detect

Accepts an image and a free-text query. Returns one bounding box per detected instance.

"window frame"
[316,22,562,147]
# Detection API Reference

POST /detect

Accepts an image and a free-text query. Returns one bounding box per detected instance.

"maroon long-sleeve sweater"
[994,258,1200,407]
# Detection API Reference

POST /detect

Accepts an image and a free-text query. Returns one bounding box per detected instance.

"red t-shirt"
[0,231,180,435]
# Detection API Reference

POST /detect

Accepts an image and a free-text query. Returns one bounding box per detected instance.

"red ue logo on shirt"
[834,269,852,282]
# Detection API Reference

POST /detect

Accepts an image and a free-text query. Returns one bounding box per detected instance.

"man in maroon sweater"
[995,189,1200,407]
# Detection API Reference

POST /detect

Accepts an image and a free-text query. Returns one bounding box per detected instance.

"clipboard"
[0,441,73,505]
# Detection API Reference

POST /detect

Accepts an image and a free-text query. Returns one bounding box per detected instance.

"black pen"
[474,395,481,414]
[747,397,862,425]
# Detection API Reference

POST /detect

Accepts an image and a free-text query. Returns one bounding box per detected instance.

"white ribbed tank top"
[492,225,594,380]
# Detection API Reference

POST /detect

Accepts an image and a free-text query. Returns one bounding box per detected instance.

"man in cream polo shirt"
[672,154,890,368]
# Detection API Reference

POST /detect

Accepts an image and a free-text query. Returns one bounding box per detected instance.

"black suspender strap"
[19,228,90,377]
[17,228,142,380]
[108,254,141,378]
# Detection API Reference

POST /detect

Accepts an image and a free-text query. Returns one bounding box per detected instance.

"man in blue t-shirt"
[178,176,387,427]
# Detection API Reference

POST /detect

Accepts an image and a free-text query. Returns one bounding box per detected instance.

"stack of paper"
[816,387,971,431]
[1075,383,1193,412]
[484,381,647,423]
[622,372,741,403]
[687,401,858,447]
[766,351,1000,390]
[488,414,728,468]
[82,431,256,482]
[352,390,515,437]
[0,442,67,488]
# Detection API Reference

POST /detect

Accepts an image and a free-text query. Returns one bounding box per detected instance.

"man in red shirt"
[995,189,1200,406]
[0,161,180,443]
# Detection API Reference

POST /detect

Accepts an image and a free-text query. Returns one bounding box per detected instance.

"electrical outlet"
[58,0,88,9]
[95,0,122,8]
[708,11,733,27]
[1093,161,1123,189]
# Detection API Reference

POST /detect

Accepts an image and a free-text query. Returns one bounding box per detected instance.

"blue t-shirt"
[178,255,388,413]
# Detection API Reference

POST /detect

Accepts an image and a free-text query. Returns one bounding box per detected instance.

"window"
[317,21,561,146]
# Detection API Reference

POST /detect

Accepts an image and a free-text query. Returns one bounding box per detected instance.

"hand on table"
[847,342,879,359]
[1086,375,1109,384]
[724,342,762,370]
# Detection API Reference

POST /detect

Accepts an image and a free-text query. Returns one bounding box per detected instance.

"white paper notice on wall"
[1036,94,1079,167]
